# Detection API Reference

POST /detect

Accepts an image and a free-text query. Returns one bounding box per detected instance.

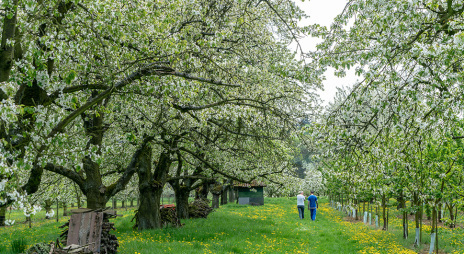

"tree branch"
[106,136,154,198]
[179,146,254,183]
[44,163,85,187]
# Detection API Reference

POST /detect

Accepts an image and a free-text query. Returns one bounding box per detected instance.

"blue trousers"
[310,208,317,221]
[297,205,305,219]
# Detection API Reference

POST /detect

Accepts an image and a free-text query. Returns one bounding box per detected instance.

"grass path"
[116,198,416,253]
[1,198,461,253]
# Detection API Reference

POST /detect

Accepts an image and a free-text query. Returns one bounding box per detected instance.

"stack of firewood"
[160,206,182,227]
[99,212,118,254]
[59,221,69,246]
[188,199,214,218]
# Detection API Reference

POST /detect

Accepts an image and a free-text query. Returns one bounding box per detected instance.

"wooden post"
[420,205,423,246]
[436,207,438,254]
[56,199,59,222]
[387,207,389,231]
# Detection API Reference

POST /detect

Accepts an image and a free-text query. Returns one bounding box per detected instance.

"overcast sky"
[294,0,358,106]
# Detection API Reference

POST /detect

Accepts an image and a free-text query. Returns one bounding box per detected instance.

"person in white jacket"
[297,191,306,219]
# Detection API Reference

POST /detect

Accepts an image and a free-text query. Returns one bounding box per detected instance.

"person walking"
[307,191,318,221]
[297,191,306,219]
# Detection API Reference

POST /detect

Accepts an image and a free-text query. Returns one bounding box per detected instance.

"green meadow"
[1,198,463,253]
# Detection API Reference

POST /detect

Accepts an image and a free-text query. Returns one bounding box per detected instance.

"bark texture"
[136,149,172,230]
[174,186,190,219]
[0,207,6,226]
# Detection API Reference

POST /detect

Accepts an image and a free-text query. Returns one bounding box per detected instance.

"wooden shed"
[234,181,266,206]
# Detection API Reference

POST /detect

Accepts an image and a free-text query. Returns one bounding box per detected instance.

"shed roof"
[233,180,267,187]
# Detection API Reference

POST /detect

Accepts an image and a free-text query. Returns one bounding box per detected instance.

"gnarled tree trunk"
[211,184,222,209]
[137,149,171,230]
[0,207,6,226]
[221,185,228,205]
[174,186,190,220]
[228,185,235,202]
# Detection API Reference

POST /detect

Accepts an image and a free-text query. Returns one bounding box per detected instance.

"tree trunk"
[130,199,134,207]
[56,199,59,222]
[221,185,228,205]
[403,210,408,239]
[137,149,171,230]
[121,200,125,208]
[413,193,420,247]
[196,182,209,200]
[228,185,235,202]
[26,216,31,228]
[0,0,19,84]
[382,194,387,231]
[45,199,53,219]
[387,208,389,231]
[212,193,220,208]
[438,205,442,223]
[174,187,190,220]
[211,183,222,208]
[77,194,81,208]
[429,208,438,254]
[85,190,108,210]
[447,203,454,228]
[138,183,163,230]
[112,198,117,209]
[80,156,108,210]
[363,201,366,223]
[0,207,6,226]
[402,197,408,239]
[426,203,431,220]
[62,202,68,216]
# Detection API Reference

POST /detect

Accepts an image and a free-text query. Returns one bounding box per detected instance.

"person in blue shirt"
[307,191,318,221]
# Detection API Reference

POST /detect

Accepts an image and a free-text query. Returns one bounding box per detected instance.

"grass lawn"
[1,198,463,253]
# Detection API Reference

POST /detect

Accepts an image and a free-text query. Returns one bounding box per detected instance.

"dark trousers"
[297,205,305,219]
[310,208,317,221]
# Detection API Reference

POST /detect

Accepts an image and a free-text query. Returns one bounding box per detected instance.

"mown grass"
[0,198,463,253]
[114,198,365,253]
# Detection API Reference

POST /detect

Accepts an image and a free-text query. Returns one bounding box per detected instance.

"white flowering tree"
[309,1,464,251]
[0,0,319,231]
